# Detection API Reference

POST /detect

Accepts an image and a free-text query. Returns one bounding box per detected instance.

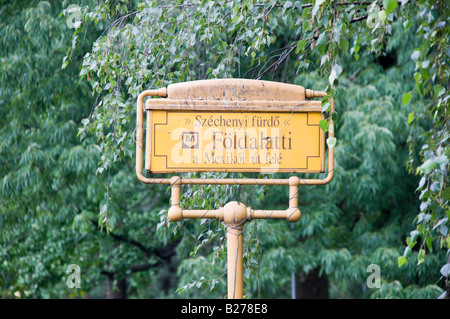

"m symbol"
[182,132,199,149]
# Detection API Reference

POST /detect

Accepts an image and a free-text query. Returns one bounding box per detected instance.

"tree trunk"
[296,267,329,299]
[106,275,127,299]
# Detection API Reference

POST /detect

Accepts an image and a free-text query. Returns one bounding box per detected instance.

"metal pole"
[223,201,247,299]
[291,271,296,299]
[290,223,296,299]
[227,224,243,299]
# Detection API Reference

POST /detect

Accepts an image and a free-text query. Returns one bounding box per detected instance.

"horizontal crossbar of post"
[173,208,298,220]
[167,175,301,223]
[135,175,333,186]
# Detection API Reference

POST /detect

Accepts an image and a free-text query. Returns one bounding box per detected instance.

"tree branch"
[249,0,411,80]
[89,218,178,260]
[252,1,403,9]
[130,262,159,273]
[4,232,30,253]
[253,11,372,80]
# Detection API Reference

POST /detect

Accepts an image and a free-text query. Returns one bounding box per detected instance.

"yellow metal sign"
[149,110,325,173]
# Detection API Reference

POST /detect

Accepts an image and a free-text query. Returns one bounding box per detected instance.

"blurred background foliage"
[1,0,448,299]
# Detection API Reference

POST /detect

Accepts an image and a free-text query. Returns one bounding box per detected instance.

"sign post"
[136,79,335,299]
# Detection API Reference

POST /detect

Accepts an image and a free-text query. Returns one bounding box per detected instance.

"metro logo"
[182,132,199,149]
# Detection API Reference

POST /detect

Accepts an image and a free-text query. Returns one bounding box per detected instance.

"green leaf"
[79,68,88,76]
[397,256,407,268]
[312,0,325,19]
[327,137,336,149]
[407,112,414,125]
[81,118,90,126]
[410,230,419,243]
[433,85,445,98]
[406,236,412,246]
[403,246,411,258]
[284,1,293,9]
[403,19,412,30]
[321,102,330,113]
[430,181,441,193]
[417,248,425,265]
[442,188,450,201]
[383,0,398,15]
[319,119,329,133]
[416,176,426,191]
[418,159,436,174]
[426,237,433,252]
[440,263,450,277]
[411,50,421,61]
[339,38,349,52]
[295,39,308,54]
[402,92,412,106]
[329,64,343,85]
[378,10,387,23]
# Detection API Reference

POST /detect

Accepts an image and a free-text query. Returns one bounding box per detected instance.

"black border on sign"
[152,111,323,172]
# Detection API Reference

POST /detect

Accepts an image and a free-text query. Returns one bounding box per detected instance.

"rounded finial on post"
[168,205,183,222]
[223,201,248,227]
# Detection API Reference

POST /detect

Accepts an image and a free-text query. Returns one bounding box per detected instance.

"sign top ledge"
[147,78,325,102]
